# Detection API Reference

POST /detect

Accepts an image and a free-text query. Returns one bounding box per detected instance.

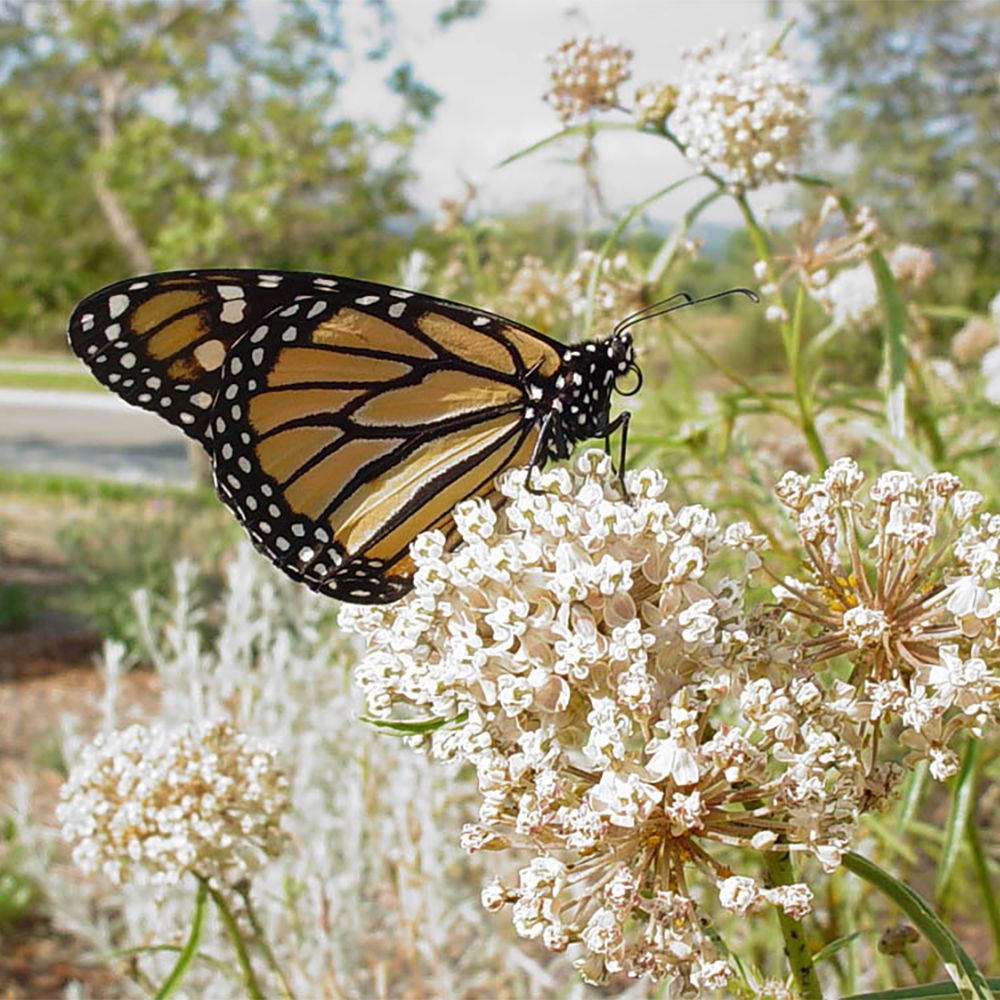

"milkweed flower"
[670,32,811,188]
[544,35,633,123]
[57,720,289,886]
[772,459,1000,780]
[342,452,864,989]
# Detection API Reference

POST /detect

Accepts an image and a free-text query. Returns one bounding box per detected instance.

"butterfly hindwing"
[209,287,543,602]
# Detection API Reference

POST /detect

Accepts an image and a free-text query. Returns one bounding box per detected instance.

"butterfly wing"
[210,285,557,602]
[69,269,567,603]
[67,270,313,444]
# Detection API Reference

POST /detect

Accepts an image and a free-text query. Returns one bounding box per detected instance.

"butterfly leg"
[594,411,631,500]
[525,413,555,494]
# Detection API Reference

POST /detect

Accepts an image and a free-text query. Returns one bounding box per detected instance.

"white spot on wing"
[473,316,489,327]
[356,295,379,306]
[108,294,129,319]
[221,299,246,324]
[218,284,244,300]
[388,302,406,318]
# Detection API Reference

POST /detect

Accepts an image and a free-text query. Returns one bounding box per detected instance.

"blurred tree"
[0,0,464,348]
[806,0,1000,306]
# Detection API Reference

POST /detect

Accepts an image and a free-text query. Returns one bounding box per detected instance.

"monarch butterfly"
[69,269,754,604]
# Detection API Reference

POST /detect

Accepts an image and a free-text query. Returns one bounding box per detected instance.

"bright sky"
[334,0,813,227]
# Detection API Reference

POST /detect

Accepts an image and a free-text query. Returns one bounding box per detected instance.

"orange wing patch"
[283,436,403,520]
[351,369,521,427]
[500,324,562,377]
[249,387,363,435]
[256,425,344,484]
[417,312,516,375]
[268,348,411,388]
[329,414,522,555]
[130,289,208,335]
[313,308,436,359]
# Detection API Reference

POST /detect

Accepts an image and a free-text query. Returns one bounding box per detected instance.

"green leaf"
[813,930,865,965]
[842,980,1000,1000]
[359,711,468,735]
[869,248,909,441]
[935,738,980,907]
[843,852,993,1000]
[495,122,641,168]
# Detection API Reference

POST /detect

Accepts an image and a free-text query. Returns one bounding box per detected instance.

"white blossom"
[670,31,811,188]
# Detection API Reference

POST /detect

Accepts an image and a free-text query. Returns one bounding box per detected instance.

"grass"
[0,467,213,504]
[0,369,99,393]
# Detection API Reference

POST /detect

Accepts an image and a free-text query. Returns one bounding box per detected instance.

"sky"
[332,0,814,228]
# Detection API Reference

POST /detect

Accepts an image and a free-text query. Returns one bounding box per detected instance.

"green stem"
[966,802,1000,967]
[154,878,208,1000]
[236,881,297,1000]
[842,852,993,999]
[762,851,823,998]
[202,877,266,1000]
[789,283,828,468]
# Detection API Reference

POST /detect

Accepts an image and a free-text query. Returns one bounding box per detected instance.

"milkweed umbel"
[69,271,755,604]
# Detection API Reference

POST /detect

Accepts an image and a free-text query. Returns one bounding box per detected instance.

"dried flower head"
[563,249,645,328]
[57,720,289,886]
[771,459,1000,780]
[343,452,863,989]
[951,317,997,365]
[670,32,811,188]
[634,82,677,127]
[544,35,632,123]
[496,255,566,331]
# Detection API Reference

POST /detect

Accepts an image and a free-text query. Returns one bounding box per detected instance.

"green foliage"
[0,581,30,631]
[0,0,460,348]
[0,818,39,931]
[805,0,1000,307]
[56,494,237,648]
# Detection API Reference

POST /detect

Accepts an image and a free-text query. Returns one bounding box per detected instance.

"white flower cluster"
[343,451,865,989]
[773,459,1000,780]
[544,34,633,123]
[812,241,936,332]
[57,720,289,886]
[669,31,811,188]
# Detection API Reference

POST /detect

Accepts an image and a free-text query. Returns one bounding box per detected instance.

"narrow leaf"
[843,851,993,1000]
[359,711,468,735]
[842,980,1000,1000]
[496,122,639,168]
[936,738,980,907]
[581,175,699,337]
[869,248,908,441]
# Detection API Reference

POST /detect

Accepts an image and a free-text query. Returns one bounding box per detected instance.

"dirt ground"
[0,507,158,999]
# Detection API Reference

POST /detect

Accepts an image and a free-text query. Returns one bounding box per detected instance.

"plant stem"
[236,881,297,1000]
[966,805,1000,967]
[202,877,267,1000]
[762,851,823,998]
[154,878,207,1000]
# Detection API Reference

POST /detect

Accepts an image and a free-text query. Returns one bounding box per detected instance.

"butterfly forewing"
[69,269,569,603]
[67,271,314,443]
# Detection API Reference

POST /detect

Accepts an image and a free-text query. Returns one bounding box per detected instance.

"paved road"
[0,387,191,486]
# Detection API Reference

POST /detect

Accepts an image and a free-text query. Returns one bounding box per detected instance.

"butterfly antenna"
[613,287,759,336]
